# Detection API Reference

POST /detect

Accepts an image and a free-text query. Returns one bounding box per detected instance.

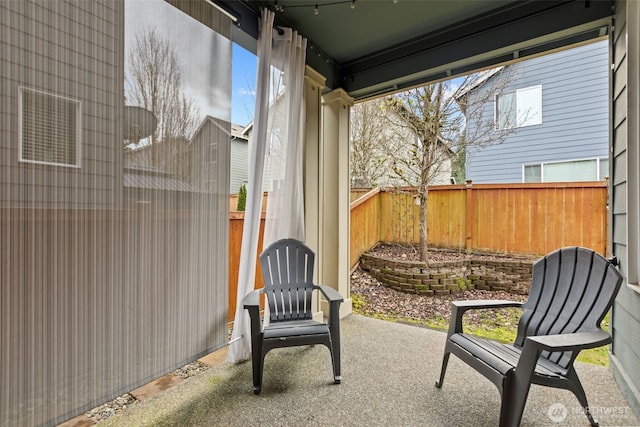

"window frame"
[522,157,609,182]
[18,86,82,168]
[495,85,542,130]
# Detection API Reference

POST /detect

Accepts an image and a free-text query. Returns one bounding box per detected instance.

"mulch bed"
[352,243,531,328]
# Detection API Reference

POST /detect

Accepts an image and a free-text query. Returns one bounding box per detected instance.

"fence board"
[228,214,265,322]
[350,188,381,267]
[469,183,607,255]
[427,186,466,249]
[350,182,608,261]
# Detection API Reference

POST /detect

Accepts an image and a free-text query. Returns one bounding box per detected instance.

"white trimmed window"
[523,157,609,182]
[19,87,81,167]
[495,85,542,130]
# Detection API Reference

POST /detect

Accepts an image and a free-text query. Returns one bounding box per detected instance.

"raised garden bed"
[359,244,538,296]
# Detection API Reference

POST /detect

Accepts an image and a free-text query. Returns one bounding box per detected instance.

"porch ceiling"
[218,0,613,100]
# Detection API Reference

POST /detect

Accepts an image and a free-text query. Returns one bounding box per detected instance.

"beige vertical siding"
[0,1,231,426]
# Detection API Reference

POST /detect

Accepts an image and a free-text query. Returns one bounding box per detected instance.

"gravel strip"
[85,361,211,423]
[85,394,138,423]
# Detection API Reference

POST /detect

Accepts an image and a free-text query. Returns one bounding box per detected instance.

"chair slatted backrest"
[514,247,623,370]
[260,239,315,323]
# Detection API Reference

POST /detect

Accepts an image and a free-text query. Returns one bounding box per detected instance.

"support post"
[303,68,353,319]
[319,88,354,318]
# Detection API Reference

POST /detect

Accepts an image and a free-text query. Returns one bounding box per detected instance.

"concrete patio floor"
[98,314,639,427]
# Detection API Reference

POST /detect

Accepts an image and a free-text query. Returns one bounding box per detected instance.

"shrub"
[237,183,247,211]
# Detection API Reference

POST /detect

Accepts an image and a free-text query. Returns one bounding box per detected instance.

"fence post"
[466,180,473,254]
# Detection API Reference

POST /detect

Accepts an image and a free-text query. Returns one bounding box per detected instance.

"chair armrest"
[510,328,613,409]
[316,285,343,364]
[525,329,612,353]
[243,289,264,340]
[243,289,262,309]
[316,285,344,303]
[316,285,343,329]
[448,300,523,337]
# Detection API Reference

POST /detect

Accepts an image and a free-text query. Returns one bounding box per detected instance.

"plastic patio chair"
[435,246,623,426]
[243,238,344,394]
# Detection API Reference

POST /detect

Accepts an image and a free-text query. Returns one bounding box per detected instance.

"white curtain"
[227,9,307,363]
[262,26,307,246]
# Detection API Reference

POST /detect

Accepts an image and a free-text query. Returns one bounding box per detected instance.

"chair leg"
[435,352,450,388]
[329,317,342,384]
[500,368,535,427]
[330,341,341,384]
[321,337,341,384]
[499,376,525,427]
[251,340,263,394]
[565,369,599,427]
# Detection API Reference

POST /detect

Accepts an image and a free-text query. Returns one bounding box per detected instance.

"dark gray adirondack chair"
[435,246,623,427]
[243,238,344,394]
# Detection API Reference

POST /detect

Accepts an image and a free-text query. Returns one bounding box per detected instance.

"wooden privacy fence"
[228,212,265,322]
[350,182,608,266]
[228,182,608,320]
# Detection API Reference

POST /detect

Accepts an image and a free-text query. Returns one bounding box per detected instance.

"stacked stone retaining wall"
[359,253,534,296]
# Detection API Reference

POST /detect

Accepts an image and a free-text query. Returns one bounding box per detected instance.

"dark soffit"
[218,0,613,100]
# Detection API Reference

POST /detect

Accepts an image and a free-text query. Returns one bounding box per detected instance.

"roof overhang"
[216,0,613,100]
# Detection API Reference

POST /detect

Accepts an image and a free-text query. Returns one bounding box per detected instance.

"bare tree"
[382,69,516,261]
[350,100,391,187]
[125,28,200,173]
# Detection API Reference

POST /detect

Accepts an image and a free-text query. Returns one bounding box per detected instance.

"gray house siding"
[466,39,610,183]
[611,0,640,419]
[191,120,246,194]
[230,137,248,194]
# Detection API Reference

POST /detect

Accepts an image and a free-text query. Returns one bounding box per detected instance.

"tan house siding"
[0,2,231,426]
[1,0,123,208]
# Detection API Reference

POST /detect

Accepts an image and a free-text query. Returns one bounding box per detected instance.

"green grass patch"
[353,296,610,367]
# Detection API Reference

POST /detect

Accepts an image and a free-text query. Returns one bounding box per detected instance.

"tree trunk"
[419,189,429,261]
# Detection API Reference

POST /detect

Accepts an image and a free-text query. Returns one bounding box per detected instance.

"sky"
[125,0,257,128]
[231,44,257,127]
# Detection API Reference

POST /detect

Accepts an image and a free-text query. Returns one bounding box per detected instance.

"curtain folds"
[262,27,307,247]
[227,9,307,364]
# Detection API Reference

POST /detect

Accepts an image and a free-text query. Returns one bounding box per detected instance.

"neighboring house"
[378,133,454,189]
[462,39,610,183]
[188,116,234,192]
[243,114,288,193]
[230,123,249,194]
[126,119,248,194]
[350,100,454,188]
[124,164,206,208]
[2,32,123,209]
[125,135,191,180]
